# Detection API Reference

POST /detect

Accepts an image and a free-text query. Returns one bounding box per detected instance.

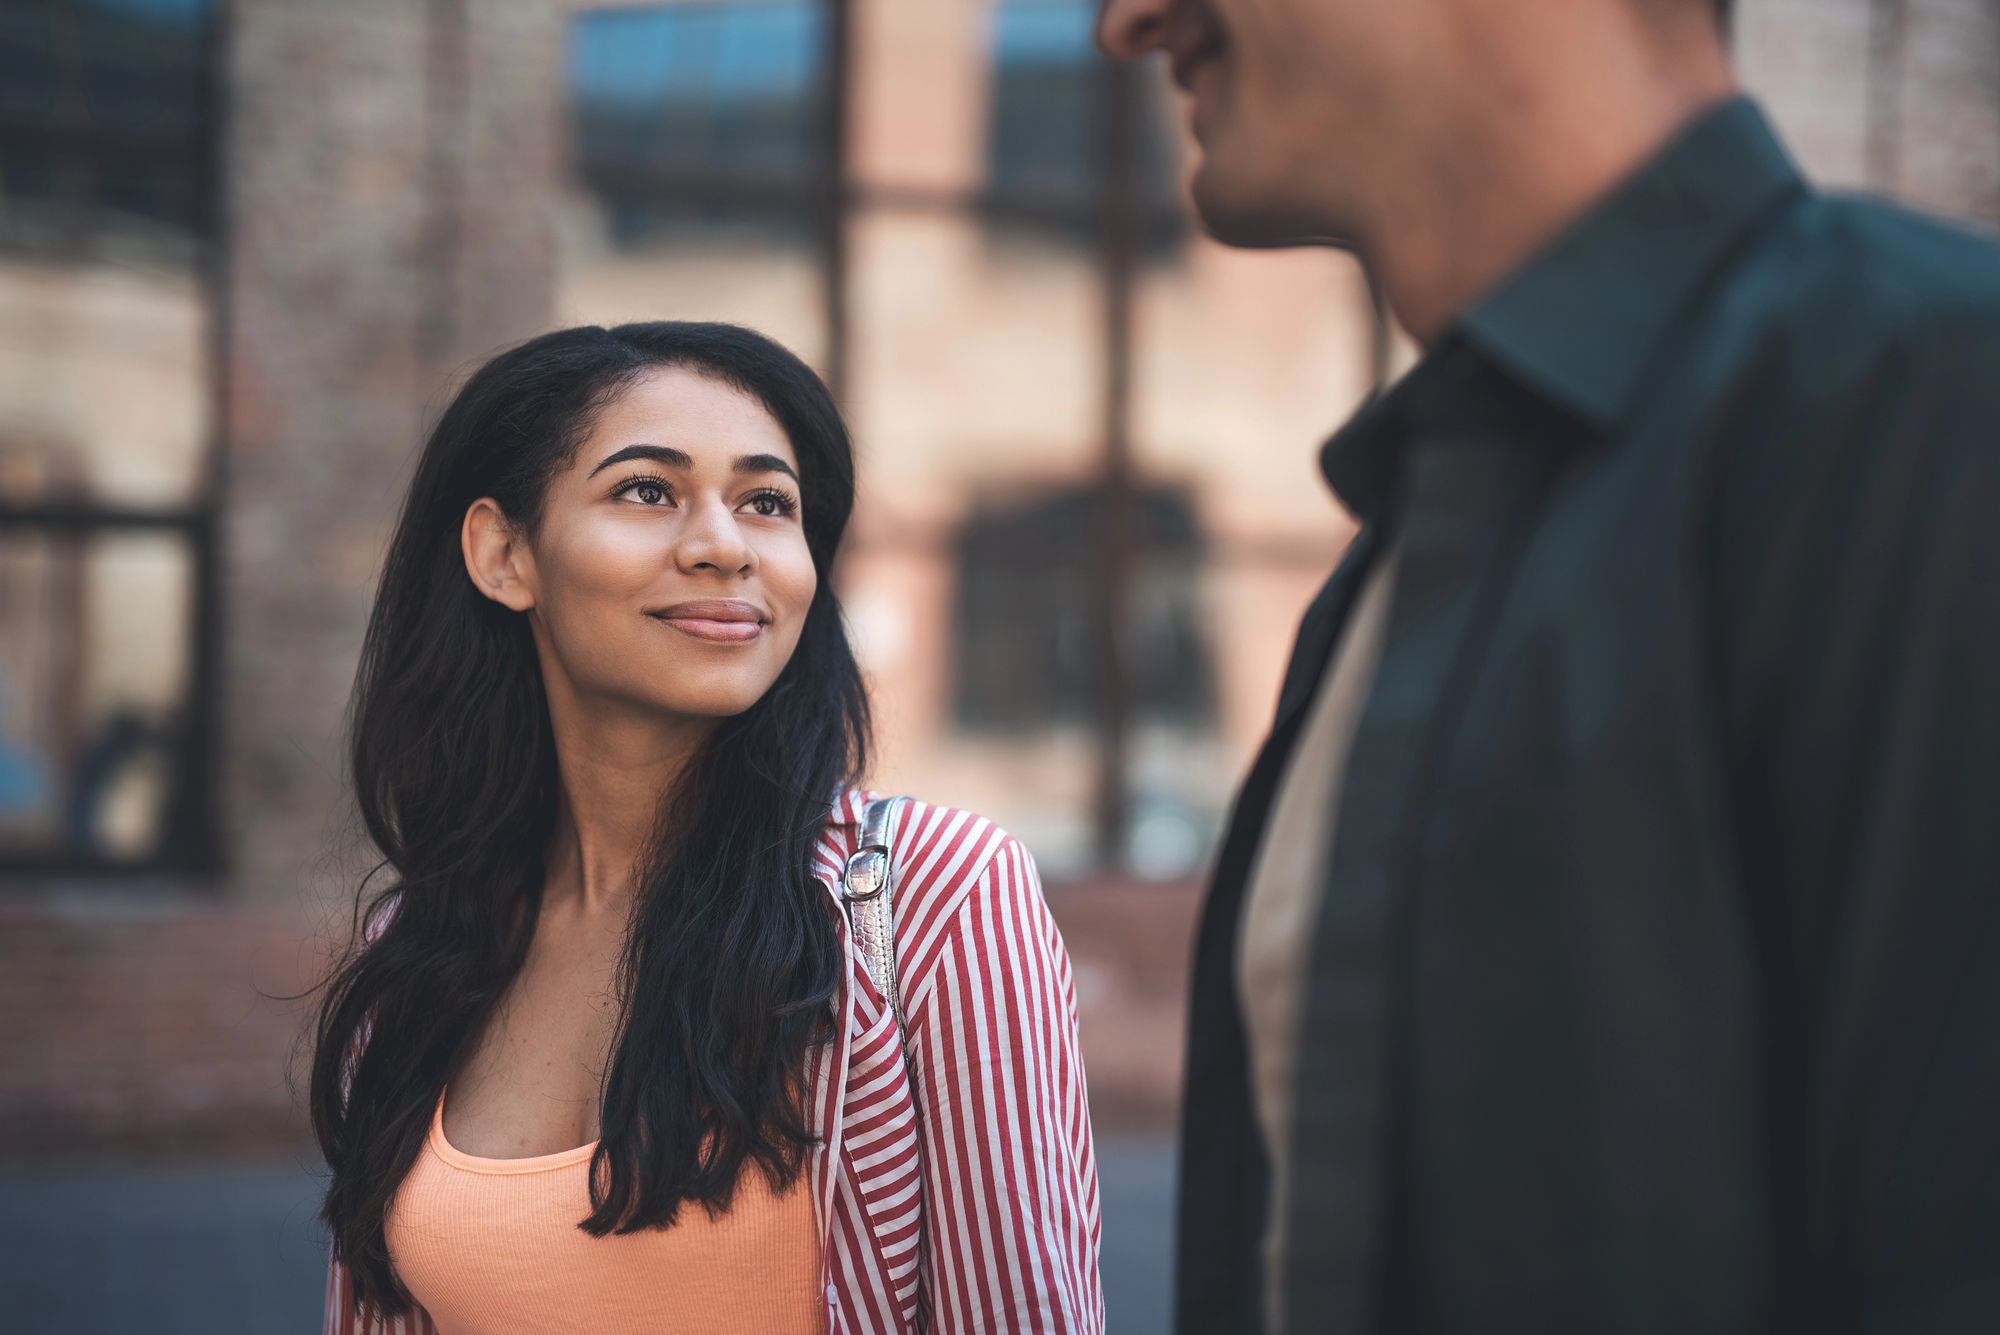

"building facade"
[2,0,1997,1157]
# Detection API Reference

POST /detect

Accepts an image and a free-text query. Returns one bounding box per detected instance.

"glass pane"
[561,1,826,369]
[985,0,1179,246]
[0,0,214,513]
[0,526,194,864]
[0,0,215,261]
[953,487,1213,733]
[989,0,1098,201]
[0,258,211,510]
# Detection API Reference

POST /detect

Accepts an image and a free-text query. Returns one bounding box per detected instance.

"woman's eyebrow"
[588,444,693,477]
[735,453,799,481]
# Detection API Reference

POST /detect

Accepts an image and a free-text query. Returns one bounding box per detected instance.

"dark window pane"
[571,1,824,245]
[2,159,57,201]
[986,0,1180,247]
[0,0,214,258]
[953,486,1214,734]
[990,0,1098,202]
[0,526,196,866]
[94,163,159,218]
[77,0,211,131]
[0,3,58,121]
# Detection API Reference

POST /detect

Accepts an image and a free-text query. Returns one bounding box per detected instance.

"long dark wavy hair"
[310,322,870,1314]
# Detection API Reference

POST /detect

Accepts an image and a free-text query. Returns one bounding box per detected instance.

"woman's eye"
[629,482,666,505]
[745,491,795,518]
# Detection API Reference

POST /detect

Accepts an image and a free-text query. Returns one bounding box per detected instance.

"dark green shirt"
[1178,98,2000,1334]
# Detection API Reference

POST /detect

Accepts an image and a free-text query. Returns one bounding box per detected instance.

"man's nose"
[1096,0,1170,59]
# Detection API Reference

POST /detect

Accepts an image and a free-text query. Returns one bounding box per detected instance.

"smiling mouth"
[649,598,768,644]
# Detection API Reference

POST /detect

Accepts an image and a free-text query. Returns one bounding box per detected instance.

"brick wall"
[223,0,560,911]
[0,895,321,1162]
[0,879,1202,1160]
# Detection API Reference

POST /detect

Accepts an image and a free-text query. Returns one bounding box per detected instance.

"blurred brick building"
[3,0,1999,1160]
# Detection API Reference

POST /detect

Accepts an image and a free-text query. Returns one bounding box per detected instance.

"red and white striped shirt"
[325,791,1104,1335]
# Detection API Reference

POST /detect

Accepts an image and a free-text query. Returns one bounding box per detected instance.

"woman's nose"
[675,498,755,576]
[1096,0,1172,59]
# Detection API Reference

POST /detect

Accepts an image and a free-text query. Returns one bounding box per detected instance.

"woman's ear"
[462,498,538,611]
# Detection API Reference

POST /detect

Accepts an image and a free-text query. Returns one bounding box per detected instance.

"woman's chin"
[634,680,778,725]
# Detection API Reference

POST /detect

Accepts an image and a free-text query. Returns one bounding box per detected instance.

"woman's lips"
[650,599,767,644]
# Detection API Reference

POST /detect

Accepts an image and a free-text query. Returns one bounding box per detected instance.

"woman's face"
[463,366,818,727]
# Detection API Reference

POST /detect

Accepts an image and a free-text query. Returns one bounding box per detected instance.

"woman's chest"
[387,1101,825,1335]
[447,920,625,1158]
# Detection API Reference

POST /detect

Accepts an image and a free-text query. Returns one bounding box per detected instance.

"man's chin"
[1188,161,1355,252]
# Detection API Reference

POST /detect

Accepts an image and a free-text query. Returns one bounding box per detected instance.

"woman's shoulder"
[827,788,1042,901]
[830,790,1067,989]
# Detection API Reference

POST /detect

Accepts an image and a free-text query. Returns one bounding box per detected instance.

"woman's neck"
[540,685,718,917]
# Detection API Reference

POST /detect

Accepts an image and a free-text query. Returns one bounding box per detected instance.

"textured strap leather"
[842,796,908,1026]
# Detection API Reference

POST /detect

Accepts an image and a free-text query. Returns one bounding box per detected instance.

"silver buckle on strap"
[841,797,908,1022]
[842,797,901,903]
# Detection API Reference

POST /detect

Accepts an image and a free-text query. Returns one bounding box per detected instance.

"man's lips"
[649,598,768,644]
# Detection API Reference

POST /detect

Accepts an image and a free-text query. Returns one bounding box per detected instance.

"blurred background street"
[0,1138,1176,1333]
[5,0,2000,1329]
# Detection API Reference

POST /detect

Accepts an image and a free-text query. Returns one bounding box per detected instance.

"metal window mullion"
[819,0,853,404]
[1091,56,1142,870]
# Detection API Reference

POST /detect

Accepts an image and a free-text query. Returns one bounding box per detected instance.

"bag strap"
[841,795,910,1027]
[842,796,935,1332]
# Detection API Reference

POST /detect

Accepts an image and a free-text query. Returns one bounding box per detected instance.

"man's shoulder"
[1684,193,2000,557]
[1683,190,2000,439]
[1753,191,2000,342]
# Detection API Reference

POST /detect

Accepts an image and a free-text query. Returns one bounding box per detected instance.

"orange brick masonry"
[0,877,1202,1162]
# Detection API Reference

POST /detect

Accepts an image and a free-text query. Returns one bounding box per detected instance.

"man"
[1094,0,2000,1331]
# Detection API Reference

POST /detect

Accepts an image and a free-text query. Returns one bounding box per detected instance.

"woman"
[313,323,1101,1335]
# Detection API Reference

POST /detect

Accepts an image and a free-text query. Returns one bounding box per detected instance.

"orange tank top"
[386,1098,825,1335]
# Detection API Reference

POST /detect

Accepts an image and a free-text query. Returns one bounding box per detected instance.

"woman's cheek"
[589,522,678,594]
[771,536,818,620]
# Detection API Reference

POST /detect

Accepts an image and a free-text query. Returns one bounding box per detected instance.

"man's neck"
[1361,6,1735,344]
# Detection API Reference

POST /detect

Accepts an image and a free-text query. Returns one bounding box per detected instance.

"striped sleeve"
[895,811,1104,1334]
[323,1261,438,1335]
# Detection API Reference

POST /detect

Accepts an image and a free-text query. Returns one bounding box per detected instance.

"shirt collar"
[1323,97,1807,520]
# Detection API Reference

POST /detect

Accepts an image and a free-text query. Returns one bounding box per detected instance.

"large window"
[0,0,218,871]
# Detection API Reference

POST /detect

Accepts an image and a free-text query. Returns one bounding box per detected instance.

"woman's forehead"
[583,366,795,468]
